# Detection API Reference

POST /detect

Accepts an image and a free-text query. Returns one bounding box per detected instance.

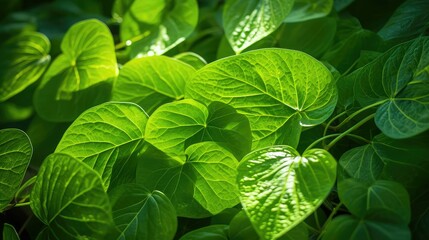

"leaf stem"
[14,176,37,200]
[331,101,384,131]
[325,113,375,150]
[305,133,370,152]
[14,202,31,207]
[323,111,349,137]
[317,202,343,240]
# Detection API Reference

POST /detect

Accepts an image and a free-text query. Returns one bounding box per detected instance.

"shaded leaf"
[285,0,333,23]
[237,146,336,240]
[180,225,229,240]
[3,223,20,240]
[174,52,207,70]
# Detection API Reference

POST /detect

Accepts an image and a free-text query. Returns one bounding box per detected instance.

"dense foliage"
[1,0,429,239]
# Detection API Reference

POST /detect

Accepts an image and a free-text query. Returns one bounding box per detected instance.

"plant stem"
[14,202,31,207]
[325,113,375,150]
[323,111,349,137]
[305,133,370,152]
[332,101,384,131]
[14,176,37,199]
[317,202,343,240]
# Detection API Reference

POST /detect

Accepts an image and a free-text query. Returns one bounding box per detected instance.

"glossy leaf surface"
[0,128,32,211]
[137,142,239,218]
[0,32,50,102]
[109,184,177,240]
[120,0,198,57]
[112,56,196,114]
[237,145,336,240]
[30,153,114,239]
[285,0,333,23]
[34,19,117,122]
[186,49,337,149]
[223,0,294,53]
[55,102,147,189]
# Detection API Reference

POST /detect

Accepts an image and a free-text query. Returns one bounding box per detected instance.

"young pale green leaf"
[284,0,333,23]
[34,19,117,122]
[30,153,114,239]
[0,128,32,212]
[145,99,251,160]
[55,102,147,190]
[174,52,207,70]
[120,0,198,57]
[112,56,196,114]
[223,0,294,53]
[186,49,337,149]
[338,179,411,224]
[180,225,229,240]
[109,184,177,240]
[237,146,336,240]
[343,37,429,138]
[378,0,429,41]
[322,212,411,240]
[137,142,240,218]
[3,223,19,240]
[0,32,50,102]
[338,144,384,183]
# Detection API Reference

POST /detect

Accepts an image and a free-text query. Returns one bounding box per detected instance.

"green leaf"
[334,0,354,11]
[378,0,429,41]
[223,0,294,53]
[145,99,251,160]
[30,153,114,239]
[338,145,384,183]
[34,19,117,122]
[0,128,32,212]
[174,52,207,70]
[284,0,333,23]
[237,146,336,240]
[109,184,177,240]
[344,37,429,138]
[112,56,196,114]
[180,225,229,240]
[3,223,19,240]
[338,179,411,223]
[186,49,337,149]
[137,142,239,218]
[322,212,411,240]
[120,0,198,57]
[0,32,50,102]
[55,102,147,190]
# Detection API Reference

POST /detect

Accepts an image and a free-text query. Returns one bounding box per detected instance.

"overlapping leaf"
[2,223,19,240]
[186,49,337,149]
[109,184,177,240]
[174,52,207,70]
[137,142,239,218]
[285,0,333,23]
[0,128,32,212]
[34,19,117,122]
[120,0,198,57]
[55,102,147,189]
[223,0,294,53]
[112,56,196,114]
[0,32,50,102]
[237,146,336,240]
[30,153,114,239]
[145,99,251,160]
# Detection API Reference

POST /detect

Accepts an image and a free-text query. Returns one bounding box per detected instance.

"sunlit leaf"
[285,0,333,23]
[174,52,207,70]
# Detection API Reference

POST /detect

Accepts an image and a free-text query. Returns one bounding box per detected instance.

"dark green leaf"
[285,0,333,23]
[237,146,336,240]
[0,32,50,102]
[0,128,32,212]
[223,0,294,53]
[3,223,19,240]
[334,0,355,11]
[109,184,177,240]
[112,56,196,114]
[180,225,229,240]
[34,19,117,122]
[137,142,239,218]
[30,153,114,239]
[186,49,337,149]
[55,102,147,189]
[120,0,198,57]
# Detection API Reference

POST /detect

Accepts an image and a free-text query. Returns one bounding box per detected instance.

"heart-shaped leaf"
[223,0,294,53]
[0,32,50,102]
[120,0,198,57]
[34,19,117,122]
[186,49,337,149]
[112,56,196,114]
[145,99,251,160]
[137,142,239,218]
[0,128,32,212]
[55,102,147,190]
[109,184,177,240]
[237,145,336,240]
[30,153,114,239]
[338,179,411,223]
